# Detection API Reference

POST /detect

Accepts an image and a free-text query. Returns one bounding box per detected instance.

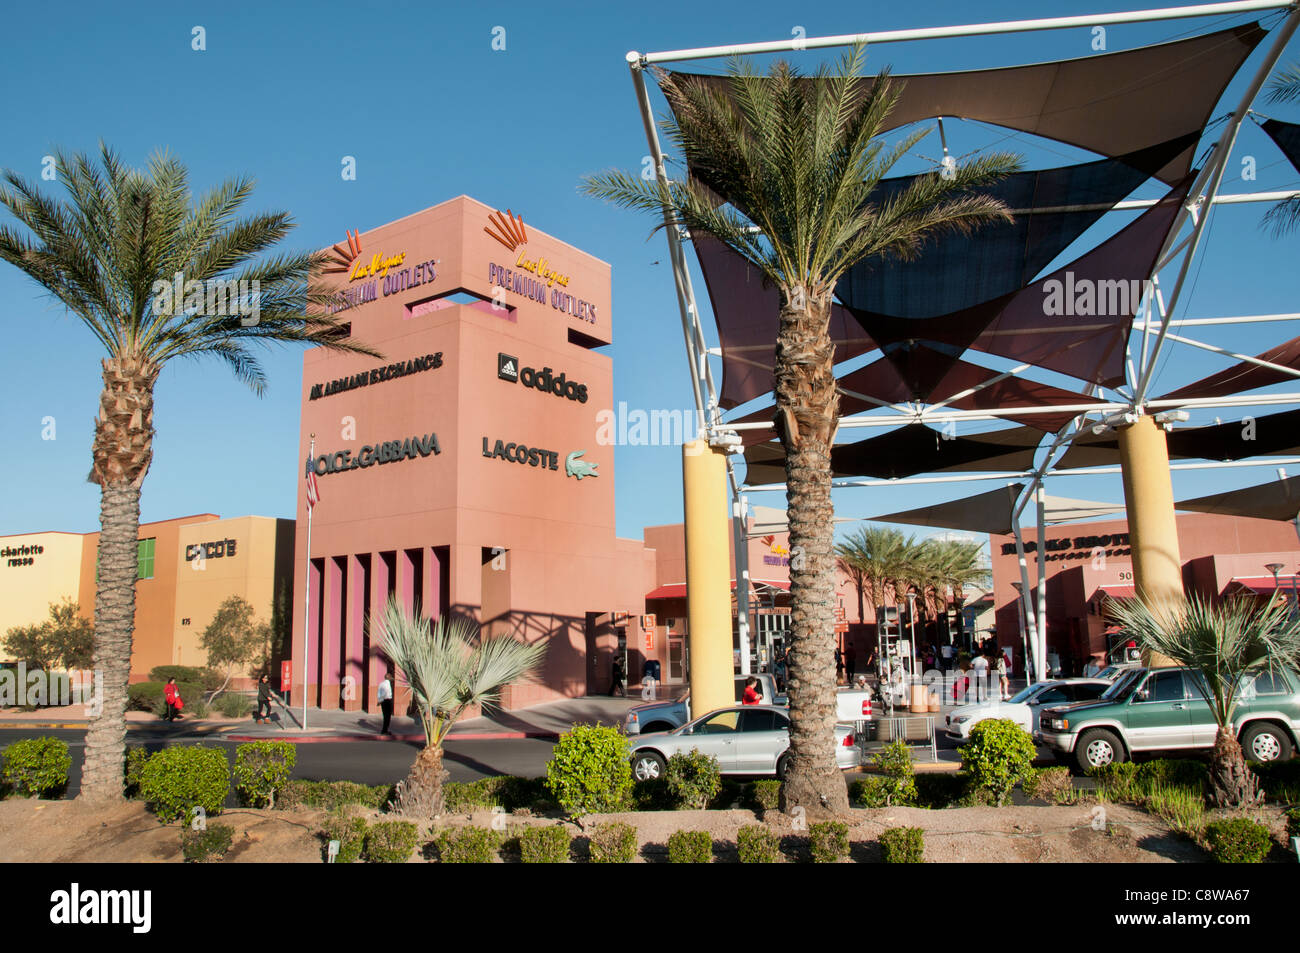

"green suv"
[1037,666,1300,771]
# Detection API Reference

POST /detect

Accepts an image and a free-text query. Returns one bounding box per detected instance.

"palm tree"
[917,537,989,642]
[375,599,545,817]
[0,145,377,802]
[1107,593,1300,808]
[1264,65,1300,234]
[836,525,914,649]
[584,51,1018,814]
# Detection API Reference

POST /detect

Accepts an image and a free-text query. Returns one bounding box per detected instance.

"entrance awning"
[1094,584,1136,600]
[1225,575,1300,595]
[646,578,790,600]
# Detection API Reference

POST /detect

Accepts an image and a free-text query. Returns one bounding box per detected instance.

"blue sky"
[2,0,1300,545]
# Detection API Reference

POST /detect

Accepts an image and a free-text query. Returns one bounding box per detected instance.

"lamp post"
[1266,562,1284,611]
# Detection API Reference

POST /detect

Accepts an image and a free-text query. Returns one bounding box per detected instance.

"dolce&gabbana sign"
[308,432,441,476]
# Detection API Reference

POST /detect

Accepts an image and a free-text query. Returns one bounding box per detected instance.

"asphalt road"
[0,728,559,799]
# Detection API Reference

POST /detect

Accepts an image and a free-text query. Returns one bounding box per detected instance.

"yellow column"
[1116,415,1182,664]
[683,439,734,719]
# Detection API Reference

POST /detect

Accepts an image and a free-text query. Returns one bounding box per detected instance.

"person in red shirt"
[741,676,762,705]
[163,678,183,722]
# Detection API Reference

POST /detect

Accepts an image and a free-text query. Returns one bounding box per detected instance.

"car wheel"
[776,754,790,781]
[1075,729,1125,772]
[1241,722,1294,763]
[631,751,666,781]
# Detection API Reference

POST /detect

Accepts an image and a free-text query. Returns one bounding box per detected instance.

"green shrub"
[748,780,781,812]
[518,825,571,863]
[434,826,502,863]
[139,746,230,824]
[363,820,418,863]
[1023,766,1075,804]
[667,829,712,863]
[587,821,638,862]
[809,821,850,863]
[711,778,745,809]
[666,749,722,809]
[1,737,71,798]
[186,700,210,719]
[913,772,972,809]
[320,808,367,863]
[233,741,296,808]
[124,746,149,798]
[630,777,672,811]
[276,779,391,812]
[1091,760,1207,804]
[545,725,633,816]
[849,776,891,808]
[1205,817,1273,863]
[443,775,552,813]
[960,719,1036,806]
[1145,785,1206,837]
[736,824,781,863]
[879,826,924,863]
[1284,806,1299,842]
[214,693,253,718]
[149,666,222,693]
[181,823,235,863]
[871,739,918,806]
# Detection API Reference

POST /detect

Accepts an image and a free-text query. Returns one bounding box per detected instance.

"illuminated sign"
[308,433,441,476]
[309,353,443,400]
[484,209,598,324]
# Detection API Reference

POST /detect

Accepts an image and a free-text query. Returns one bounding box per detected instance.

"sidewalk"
[0,695,644,742]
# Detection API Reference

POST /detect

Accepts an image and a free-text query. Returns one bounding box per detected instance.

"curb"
[224,730,560,743]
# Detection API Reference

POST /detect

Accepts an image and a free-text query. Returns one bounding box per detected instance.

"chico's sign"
[186,539,237,561]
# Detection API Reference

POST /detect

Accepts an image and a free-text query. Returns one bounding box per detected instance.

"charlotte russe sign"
[309,353,443,400]
[2,543,43,567]
[484,210,599,325]
[308,433,441,476]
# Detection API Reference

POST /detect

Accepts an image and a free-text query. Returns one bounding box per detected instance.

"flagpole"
[303,434,314,731]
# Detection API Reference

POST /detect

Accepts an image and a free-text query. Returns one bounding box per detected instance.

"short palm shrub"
[181,823,235,862]
[1023,766,1075,804]
[748,780,781,812]
[588,821,638,863]
[363,820,418,863]
[879,826,924,863]
[666,749,721,809]
[321,808,367,863]
[545,725,633,816]
[1,737,71,798]
[434,826,502,863]
[809,821,850,863]
[277,780,391,811]
[736,824,782,863]
[960,719,1036,806]
[1204,818,1273,863]
[139,746,230,824]
[518,825,571,863]
[667,830,712,863]
[233,741,296,807]
[873,739,917,806]
[214,692,253,718]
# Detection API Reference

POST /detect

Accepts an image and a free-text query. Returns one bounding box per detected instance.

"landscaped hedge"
[587,822,638,863]
[1,737,71,798]
[960,719,1036,806]
[665,750,721,809]
[277,779,393,812]
[139,746,230,824]
[443,776,551,813]
[233,741,296,807]
[545,725,633,816]
[518,825,571,863]
[320,809,367,863]
[666,830,712,863]
[1205,818,1273,863]
[434,826,502,863]
[736,824,781,863]
[809,821,850,863]
[363,820,418,863]
[128,680,203,714]
[879,826,924,863]
[149,666,222,693]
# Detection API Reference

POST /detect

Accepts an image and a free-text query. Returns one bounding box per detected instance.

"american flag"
[306,467,320,510]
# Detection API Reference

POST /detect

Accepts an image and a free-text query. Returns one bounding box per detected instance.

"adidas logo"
[498,353,519,382]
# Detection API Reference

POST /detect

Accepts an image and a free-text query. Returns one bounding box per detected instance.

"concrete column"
[1117,415,1182,664]
[423,546,442,621]
[344,554,367,712]
[367,551,391,711]
[304,559,321,708]
[322,556,344,710]
[683,439,733,719]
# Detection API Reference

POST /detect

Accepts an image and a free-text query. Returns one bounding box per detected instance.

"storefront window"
[137,538,155,580]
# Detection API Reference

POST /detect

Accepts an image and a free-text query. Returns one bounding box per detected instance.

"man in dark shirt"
[256,674,273,723]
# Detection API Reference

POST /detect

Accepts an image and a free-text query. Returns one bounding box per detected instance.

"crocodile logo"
[565,450,598,480]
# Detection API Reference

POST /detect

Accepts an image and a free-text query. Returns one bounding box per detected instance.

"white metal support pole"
[1036,484,1049,680]
[1011,521,1041,683]
[733,492,753,675]
[302,434,314,731]
[1136,6,1300,404]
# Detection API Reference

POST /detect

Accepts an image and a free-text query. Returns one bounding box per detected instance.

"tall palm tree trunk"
[80,357,156,803]
[775,291,849,816]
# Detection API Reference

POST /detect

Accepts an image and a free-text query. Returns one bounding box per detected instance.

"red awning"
[1225,575,1300,595]
[646,579,790,600]
[1096,584,1136,600]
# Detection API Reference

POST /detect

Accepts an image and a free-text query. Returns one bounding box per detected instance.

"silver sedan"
[628,705,860,780]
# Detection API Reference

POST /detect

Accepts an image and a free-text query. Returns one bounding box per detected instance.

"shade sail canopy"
[1176,476,1300,521]
[1262,117,1300,175]
[870,483,1124,535]
[748,504,854,535]
[1055,409,1300,470]
[1158,335,1300,401]
[647,579,789,600]
[694,235,873,409]
[663,24,1263,187]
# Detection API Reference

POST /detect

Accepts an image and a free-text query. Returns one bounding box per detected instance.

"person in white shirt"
[378,670,394,736]
[971,652,990,702]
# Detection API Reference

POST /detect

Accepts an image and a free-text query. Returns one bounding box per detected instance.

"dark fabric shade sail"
[1054,409,1300,469]
[1176,476,1300,522]
[1157,334,1300,402]
[663,23,1264,188]
[1262,117,1300,175]
[870,484,1124,535]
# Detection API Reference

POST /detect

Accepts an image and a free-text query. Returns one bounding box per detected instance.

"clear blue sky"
[2,0,1299,545]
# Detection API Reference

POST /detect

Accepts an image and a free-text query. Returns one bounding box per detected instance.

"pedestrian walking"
[609,657,625,697]
[773,649,788,693]
[378,669,394,736]
[845,646,857,679]
[834,646,843,680]
[742,676,762,705]
[972,651,990,702]
[163,677,182,722]
[256,673,273,723]
[996,652,1010,701]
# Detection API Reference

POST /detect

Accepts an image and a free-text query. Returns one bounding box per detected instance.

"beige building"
[0,531,88,652]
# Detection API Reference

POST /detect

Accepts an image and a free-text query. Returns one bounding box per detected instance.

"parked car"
[627,704,860,780]
[622,673,870,734]
[1038,665,1300,771]
[944,678,1111,740]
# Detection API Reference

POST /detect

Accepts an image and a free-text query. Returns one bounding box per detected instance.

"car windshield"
[1102,668,1143,701]
[1007,685,1039,704]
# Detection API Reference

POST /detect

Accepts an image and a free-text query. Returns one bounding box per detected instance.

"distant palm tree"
[1107,593,1300,808]
[1262,66,1300,234]
[835,525,914,651]
[376,599,545,817]
[0,145,377,802]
